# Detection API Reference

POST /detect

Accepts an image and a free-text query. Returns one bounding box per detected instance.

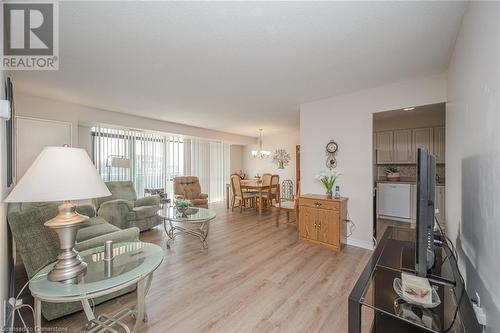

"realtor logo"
[2,1,59,70]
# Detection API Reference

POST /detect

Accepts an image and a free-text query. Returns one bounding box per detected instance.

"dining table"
[226,179,270,216]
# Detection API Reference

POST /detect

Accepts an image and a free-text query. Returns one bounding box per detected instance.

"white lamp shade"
[4,146,111,202]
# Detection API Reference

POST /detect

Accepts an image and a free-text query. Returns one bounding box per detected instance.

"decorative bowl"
[393,278,441,308]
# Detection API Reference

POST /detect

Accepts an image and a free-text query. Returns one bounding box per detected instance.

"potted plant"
[315,170,340,198]
[174,198,191,215]
[385,166,400,181]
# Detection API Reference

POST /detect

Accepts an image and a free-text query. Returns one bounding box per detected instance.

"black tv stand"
[348,227,481,333]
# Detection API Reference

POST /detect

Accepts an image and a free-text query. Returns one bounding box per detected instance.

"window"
[92,126,229,202]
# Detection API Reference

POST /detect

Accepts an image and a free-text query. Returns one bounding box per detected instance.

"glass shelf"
[30,242,163,300]
[158,206,216,223]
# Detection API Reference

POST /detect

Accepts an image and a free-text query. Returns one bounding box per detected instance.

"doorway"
[372,103,446,241]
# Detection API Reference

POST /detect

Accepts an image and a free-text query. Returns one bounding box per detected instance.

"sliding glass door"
[92,126,229,202]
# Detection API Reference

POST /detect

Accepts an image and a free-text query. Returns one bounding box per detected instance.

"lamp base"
[44,201,89,283]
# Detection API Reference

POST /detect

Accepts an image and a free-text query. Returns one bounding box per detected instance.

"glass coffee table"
[29,242,163,333]
[158,206,216,249]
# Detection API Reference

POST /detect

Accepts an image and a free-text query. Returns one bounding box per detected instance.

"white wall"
[447,2,500,331]
[300,74,447,249]
[14,93,256,146]
[229,145,244,174]
[242,131,299,185]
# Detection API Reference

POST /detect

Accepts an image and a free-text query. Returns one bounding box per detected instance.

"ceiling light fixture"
[251,129,271,159]
[403,107,415,111]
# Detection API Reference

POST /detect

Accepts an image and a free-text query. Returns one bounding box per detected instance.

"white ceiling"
[12,1,467,137]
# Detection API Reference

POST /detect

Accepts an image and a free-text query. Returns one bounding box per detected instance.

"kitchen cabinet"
[412,128,433,161]
[434,127,446,164]
[374,127,444,165]
[298,194,347,251]
[377,183,411,221]
[375,131,393,164]
[393,129,413,163]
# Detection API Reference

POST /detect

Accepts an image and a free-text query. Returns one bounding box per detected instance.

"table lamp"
[4,146,111,282]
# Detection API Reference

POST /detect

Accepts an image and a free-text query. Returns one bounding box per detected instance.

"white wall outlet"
[0,100,11,120]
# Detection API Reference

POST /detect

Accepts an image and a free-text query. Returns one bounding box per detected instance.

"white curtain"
[183,139,230,203]
[92,126,229,202]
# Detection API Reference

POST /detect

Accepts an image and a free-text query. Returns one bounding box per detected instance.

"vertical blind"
[92,126,229,201]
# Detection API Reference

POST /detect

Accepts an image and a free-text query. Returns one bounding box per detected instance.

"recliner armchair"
[174,176,208,208]
[94,181,162,231]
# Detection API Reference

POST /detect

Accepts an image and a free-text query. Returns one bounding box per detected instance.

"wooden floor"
[33,203,371,333]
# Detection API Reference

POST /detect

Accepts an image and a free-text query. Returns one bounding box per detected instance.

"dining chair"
[261,173,272,186]
[275,179,298,227]
[262,174,280,208]
[230,174,257,213]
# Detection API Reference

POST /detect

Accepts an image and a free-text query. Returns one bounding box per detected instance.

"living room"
[0,1,499,332]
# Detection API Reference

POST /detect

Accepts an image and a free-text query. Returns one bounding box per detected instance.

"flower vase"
[326,188,333,199]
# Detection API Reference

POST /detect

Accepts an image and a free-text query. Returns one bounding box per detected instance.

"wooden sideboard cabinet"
[298,194,348,252]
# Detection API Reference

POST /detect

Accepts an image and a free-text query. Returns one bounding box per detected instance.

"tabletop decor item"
[272,148,291,169]
[174,198,191,215]
[393,277,441,308]
[325,139,339,169]
[4,146,111,282]
[385,166,400,181]
[315,169,340,198]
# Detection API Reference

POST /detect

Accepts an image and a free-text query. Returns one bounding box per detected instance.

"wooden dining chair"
[230,174,257,213]
[262,174,280,207]
[275,179,299,227]
[261,173,272,186]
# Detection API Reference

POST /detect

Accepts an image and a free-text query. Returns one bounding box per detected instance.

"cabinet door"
[317,209,340,247]
[434,127,445,163]
[412,128,433,162]
[394,129,413,163]
[298,206,318,241]
[375,131,393,164]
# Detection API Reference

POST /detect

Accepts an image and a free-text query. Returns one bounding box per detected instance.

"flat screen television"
[415,148,436,277]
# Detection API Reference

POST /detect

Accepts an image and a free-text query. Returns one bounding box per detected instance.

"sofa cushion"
[127,205,158,221]
[76,218,120,243]
[191,198,209,206]
[94,181,137,209]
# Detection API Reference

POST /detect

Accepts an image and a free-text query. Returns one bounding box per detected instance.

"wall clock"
[325,139,338,169]
[326,140,338,154]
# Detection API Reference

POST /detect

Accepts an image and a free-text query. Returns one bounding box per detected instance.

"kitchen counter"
[375,177,445,186]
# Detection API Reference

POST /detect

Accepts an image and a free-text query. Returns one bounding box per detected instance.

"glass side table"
[29,242,164,333]
[158,206,216,249]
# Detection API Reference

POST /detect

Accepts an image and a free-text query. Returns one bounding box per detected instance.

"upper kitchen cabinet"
[412,128,433,162]
[434,126,446,164]
[375,131,393,164]
[393,129,413,164]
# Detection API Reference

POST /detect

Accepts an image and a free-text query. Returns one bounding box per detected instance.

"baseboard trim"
[347,237,374,250]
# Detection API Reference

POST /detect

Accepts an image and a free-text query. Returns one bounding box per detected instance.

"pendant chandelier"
[251,129,271,158]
